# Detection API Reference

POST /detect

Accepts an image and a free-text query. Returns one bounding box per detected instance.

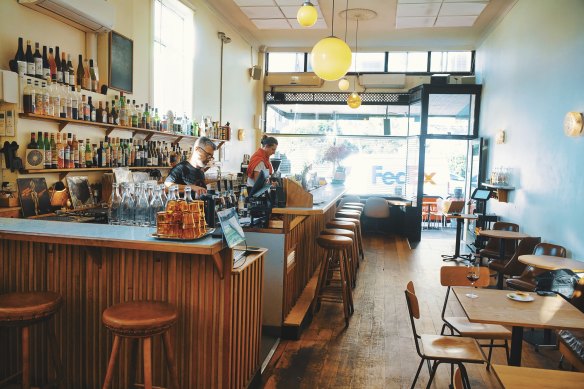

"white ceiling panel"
[280,5,324,18]
[241,6,284,18]
[234,0,275,6]
[435,15,477,26]
[288,18,328,29]
[251,19,292,29]
[440,2,487,16]
[397,3,442,17]
[396,16,436,29]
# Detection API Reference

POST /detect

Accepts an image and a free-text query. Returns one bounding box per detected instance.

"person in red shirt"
[246,135,278,186]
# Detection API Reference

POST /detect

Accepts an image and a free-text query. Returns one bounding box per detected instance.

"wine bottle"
[83,59,90,90]
[61,52,69,85]
[89,59,97,92]
[28,132,38,149]
[34,42,43,78]
[50,133,57,169]
[85,139,92,168]
[96,101,104,123]
[25,40,35,77]
[72,134,79,168]
[43,132,51,169]
[89,97,96,122]
[42,46,50,80]
[78,140,85,168]
[98,141,104,167]
[71,86,78,120]
[67,54,75,87]
[55,46,62,84]
[15,37,26,77]
[48,47,56,82]
[76,54,84,88]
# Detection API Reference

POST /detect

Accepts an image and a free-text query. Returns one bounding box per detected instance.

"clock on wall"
[564,111,583,137]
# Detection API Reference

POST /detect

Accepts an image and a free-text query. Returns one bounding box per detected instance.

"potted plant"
[321,142,357,184]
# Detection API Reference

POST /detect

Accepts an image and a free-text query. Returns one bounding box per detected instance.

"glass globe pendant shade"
[310,36,352,81]
[347,92,362,109]
[297,2,318,27]
[338,78,350,91]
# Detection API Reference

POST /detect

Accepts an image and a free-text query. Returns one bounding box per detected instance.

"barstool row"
[0,291,179,389]
[313,203,366,327]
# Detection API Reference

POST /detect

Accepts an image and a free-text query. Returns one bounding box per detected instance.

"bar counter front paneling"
[0,218,264,389]
[244,184,345,338]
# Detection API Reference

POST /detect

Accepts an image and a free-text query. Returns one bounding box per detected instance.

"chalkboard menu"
[108,31,133,93]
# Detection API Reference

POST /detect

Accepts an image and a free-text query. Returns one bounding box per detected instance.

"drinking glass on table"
[466,261,481,299]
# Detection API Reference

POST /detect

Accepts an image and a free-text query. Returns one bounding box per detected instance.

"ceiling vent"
[359,74,406,88]
[264,73,324,88]
[18,0,115,33]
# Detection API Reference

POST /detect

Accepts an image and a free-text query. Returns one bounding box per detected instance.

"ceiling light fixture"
[297,1,318,27]
[310,0,352,81]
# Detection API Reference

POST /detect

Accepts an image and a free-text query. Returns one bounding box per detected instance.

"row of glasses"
[108,182,168,226]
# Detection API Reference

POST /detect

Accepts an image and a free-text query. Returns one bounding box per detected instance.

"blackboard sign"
[109,31,133,93]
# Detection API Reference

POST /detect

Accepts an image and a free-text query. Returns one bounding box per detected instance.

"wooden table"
[453,287,584,366]
[441,213,478,262]
[519,255,584,272]
[492,364,584,388]
[479,229,529,288]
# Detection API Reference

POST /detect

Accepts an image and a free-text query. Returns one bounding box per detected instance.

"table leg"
[441,218,470,262]
[496,239,506,289]
[509,326,523,366]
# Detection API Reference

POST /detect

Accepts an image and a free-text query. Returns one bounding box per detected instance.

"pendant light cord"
[344,0,349,42]
[331,0,335,36]
[353,18,359,91]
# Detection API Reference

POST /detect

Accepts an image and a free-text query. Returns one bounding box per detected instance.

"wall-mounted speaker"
[250,65,262,80]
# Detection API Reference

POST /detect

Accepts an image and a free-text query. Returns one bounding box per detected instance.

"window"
[430,51,473,72]
[153,0,194,116]
[427,94,476,136]
[387,52,428,72]
[267,52,305,73]
[352,53,385,72]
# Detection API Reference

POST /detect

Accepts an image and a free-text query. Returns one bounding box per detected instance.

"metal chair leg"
[486,339,494,370]
[426,361,440,389]
[411,359,425,389]
[459,363,472,389]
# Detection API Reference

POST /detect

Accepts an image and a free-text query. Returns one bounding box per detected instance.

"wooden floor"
[260,233,564,389]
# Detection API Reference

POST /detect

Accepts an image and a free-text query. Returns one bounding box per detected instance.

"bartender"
[247,135,278,186]
[165,137,217,196]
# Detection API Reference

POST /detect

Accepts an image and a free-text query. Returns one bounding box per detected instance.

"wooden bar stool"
[334,216,365,260]
[340,205,363,212]
[102,301,180,389]
[321,228,358,287]
[327,220,362,270]
[342,202,364,209]
[314,235,354,326]
[0,291,63,389]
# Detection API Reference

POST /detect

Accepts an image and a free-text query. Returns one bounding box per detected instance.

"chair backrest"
[364,197,390,218]
[404,285,424,357]
[443,200,465,214]
[453,368,463,389]
[502,237,542,275]
[440,266,491,288]
[533,243,567,258]
[493,222,520,232]
[484,221,520,253]
[340,195,361,207]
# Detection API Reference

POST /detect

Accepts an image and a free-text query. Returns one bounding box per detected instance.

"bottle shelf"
[23,166,172,180]
[18,113,228,145]
[481,182,515,203]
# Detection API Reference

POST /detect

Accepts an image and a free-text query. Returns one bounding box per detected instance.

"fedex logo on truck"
[372,166,406,185]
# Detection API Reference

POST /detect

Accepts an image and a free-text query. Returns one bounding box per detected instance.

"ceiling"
[201,0,517,51]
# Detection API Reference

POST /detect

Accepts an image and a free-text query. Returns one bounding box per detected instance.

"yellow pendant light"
[338,78,350,91]
[297,1,318,27]
[310,0,352,81]
[347,92,362,109]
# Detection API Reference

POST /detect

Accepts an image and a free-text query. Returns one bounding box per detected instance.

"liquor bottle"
[89,59,97,92]
[78,140,85,168]
[83,59,90,90]
[98,141,104,167]
[15,37,26,77]
[131,100,138,127]
[28,132,38,149]
[154,108,160,131]
[48,48,56,82]
[59,84,67,118]
[119,95,127,126]
[41,81,49,116]
[82,95,89,121]
[45,79,54,117]
[33,42,43,78]
[88,96,96,122]
[92,144,98,167]
[64,133,71,168]
[104,136,111,167]
[136,103,142,128]
[57,132,65,169]
[61,52,69,85]
[104,101,110,124]
[96,101,104,124]
[76,54,84,88]
[25,40,35,77]
[110,100,118,125]
[50,133,57,169]
[72,134,79,168]
[23,79,34,113]
[55,46,62,84]
[65,85,73,119]
[42,46,50,80]
[85,139,92,168]
[49,79,59,117]
[33,80,42,115]
[42,132,51,169]
[71,86,78,120]
[76,88,83,120]
[67,54,75,87]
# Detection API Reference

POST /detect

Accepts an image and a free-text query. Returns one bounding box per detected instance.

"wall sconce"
[495,129,506,144]
[564,111,583,137]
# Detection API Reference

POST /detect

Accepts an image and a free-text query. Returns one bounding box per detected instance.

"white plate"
[506,292,534,302]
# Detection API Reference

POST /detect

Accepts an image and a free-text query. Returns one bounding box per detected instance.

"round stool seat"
[336,212,361,220]
[0,291,62,325]
[321,228,355,239]
[103,301,178,337]
[341,205,363,211]
[327,220,355,230]
[317,235,352,249]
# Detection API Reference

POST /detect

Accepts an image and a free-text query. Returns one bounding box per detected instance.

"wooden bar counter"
[0,218,264,389]
[245,184,345,339]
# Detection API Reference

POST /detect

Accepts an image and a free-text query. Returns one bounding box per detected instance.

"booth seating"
[506,243,567,291]
[314,235,354,326]
[321,228,358,287]
[0,291,64,389]
[489,237,541,289]
[102,301,180,389]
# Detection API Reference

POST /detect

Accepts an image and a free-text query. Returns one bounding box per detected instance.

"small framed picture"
[66,176,94,209]
[16,177,52,217]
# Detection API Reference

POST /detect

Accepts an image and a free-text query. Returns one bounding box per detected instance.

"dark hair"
[261,135,278,147]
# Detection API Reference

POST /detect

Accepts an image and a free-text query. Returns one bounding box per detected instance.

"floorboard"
[261,230,566,389]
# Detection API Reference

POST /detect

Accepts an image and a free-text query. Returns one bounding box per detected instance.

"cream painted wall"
[0,0,258,189]
[476,0,584,258]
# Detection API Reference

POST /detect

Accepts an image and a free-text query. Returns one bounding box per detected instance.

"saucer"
[506,292,534,302]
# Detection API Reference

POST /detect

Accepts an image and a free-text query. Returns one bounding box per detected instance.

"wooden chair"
[489,237,541,289]
[102,301,180,389]
[454,367,463,389]
[421,197,442,229]
[404,281,484,389]
[506,243,567,292]
[0,292,64,389]
[478,222,519,264]
[440,266,511,368]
